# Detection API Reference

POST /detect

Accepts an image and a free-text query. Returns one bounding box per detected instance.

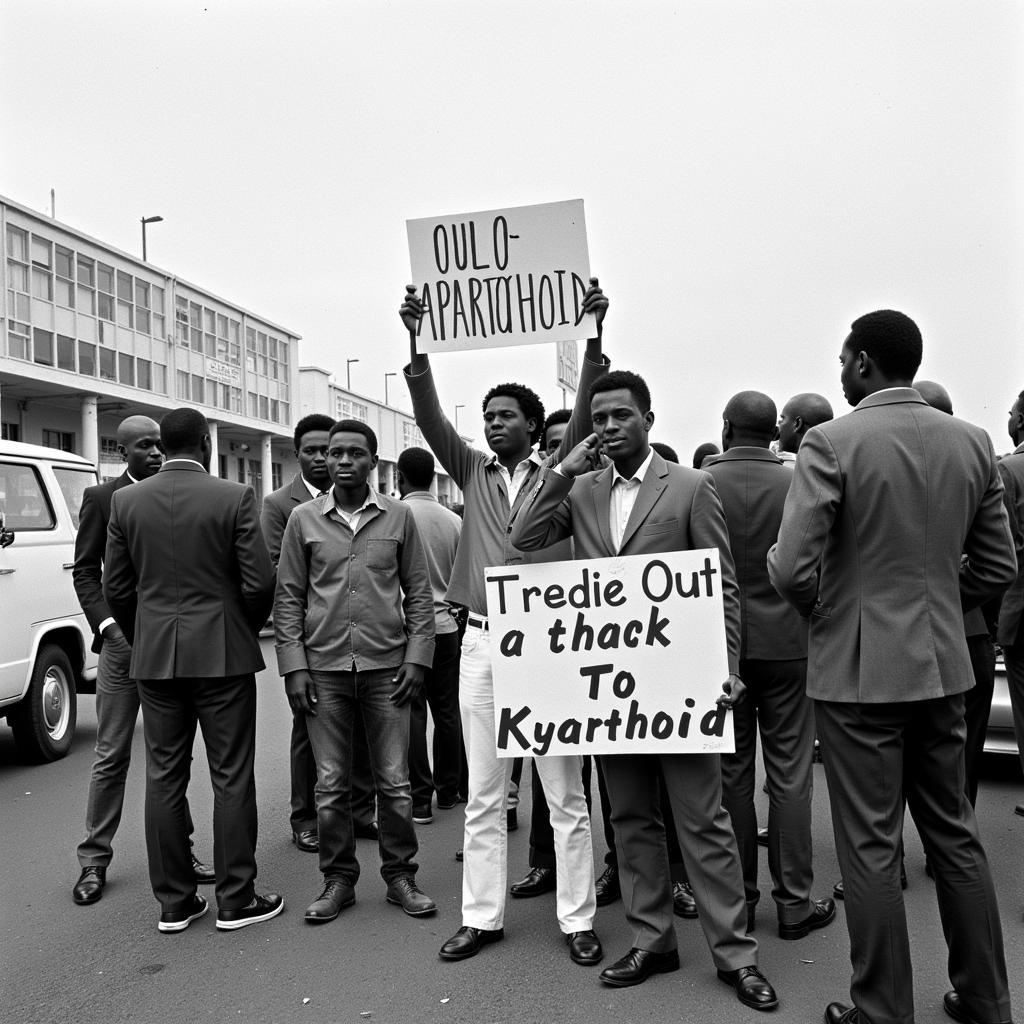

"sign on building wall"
[484,549,735,757]
[206,358,241,387]
[407,199,594,354]
[556,340,579,395]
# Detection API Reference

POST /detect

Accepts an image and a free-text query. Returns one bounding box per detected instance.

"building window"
[57,335,76,371]
[271,463,282,491]
[230,387,241,413]
[99,347,116,381]
[259,395,269,420]
[247,391,258,418]
[336,397,368,422]
[97,263,115,321]
[7,322,30,360]
[6,225,28,260]
[175,296,189,345]
[246,459,263,500]
[191,375,204,404]
[152,363,167,393]
[176,370,190,400]
[33,329,54,366]
[270,399,279,423]
[76,254,96,314]
[55,246,75,309]
[100,436,119,457]
[42,429,75,453]
[78,342,96,376]
[1,422,20,442]
[402,421,426,449]
[137,358,152,391]
[119,353,135,386]
[135,280,151,334]
[189,302,202,350]
[152,284,165,338]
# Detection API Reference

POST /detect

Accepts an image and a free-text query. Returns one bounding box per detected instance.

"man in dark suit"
[768,311,1016,1024]
[998,389,1024,810]
[71,414,213,906]
[261,413,378,854]
[104,408,282,933]
[511,370,777,1011]
[704,391,833,939]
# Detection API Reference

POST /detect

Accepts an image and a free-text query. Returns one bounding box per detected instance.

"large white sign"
[407,199,594,354]
[484,550,735,757]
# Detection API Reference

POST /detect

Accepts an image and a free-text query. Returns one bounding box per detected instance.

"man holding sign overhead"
[399,200,609,968]
[511,370,778,1010]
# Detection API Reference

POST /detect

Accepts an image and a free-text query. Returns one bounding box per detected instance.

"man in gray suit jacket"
[704,391,833,940]
[768,311,1016,1024]
[512,370,777,1011]
[105,408,282,934]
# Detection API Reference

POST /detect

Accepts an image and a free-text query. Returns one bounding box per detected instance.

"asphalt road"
[2,638,1022,1024]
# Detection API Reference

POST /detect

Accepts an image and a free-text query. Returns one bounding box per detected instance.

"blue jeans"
[306,667,418,885]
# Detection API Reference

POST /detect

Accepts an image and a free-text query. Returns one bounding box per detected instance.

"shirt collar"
[126,470,139,484]
[301,475,324,500]
[402,490,438,503]
[611,447,655,486]
[320,485,382,517]
[484,449,543,473]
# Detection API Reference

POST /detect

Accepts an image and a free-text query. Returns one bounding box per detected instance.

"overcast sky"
[3,0,1021,455]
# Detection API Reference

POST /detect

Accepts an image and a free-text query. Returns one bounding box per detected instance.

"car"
[0,440,99,762]
[984,651,1018,757]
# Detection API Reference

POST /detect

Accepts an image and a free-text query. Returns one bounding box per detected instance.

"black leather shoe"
[779,897,836,940]
[72,866,106,905]
[354,821,379,841]
[386,875,437,916]
[599,947,679,987]
[595,865,621,906]
[304,881,355,923]
[672,880,698,919]
[158,893,208,933]
[825,1002,871,1024]
[292,829,319,853]
[439,926,504,961]
[943,989,1013,1024]
[717,965,779,1011]
[191,852,216,884]
[1015,804,1024,818]
[566,929,603,966]
[510,866,556,898]
[216,892,284,931]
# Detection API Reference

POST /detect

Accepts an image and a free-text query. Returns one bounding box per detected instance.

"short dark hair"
[590,370,651,414]
[651,442,679,464]
[691,442,720,469]
[723,390,777,440]
[397,447,435,488]
[293,414,335,451]
[160,407,208,453]
[846,309,923,380]
[329,419,378,455]
[540,408,572,449]
[481,383,545,444]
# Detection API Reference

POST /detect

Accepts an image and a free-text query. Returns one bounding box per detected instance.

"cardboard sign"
[407,199,593,353]
[484,550,735,757]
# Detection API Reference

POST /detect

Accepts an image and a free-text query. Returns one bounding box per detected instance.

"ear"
[526,416,538,442]
[643,410,655,433]
[370,453,380,469]
[794,415,806,435]
[857,350,871,376]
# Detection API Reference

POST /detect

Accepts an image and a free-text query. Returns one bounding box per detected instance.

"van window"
[0,463,56,530]
[53,467,97,530]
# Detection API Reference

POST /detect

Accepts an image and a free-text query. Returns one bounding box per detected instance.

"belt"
[466,613,489,631]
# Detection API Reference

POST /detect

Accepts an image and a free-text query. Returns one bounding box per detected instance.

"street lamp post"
[455,404,466,433]
[346,359,359,390]
[384,372,397,407]
[141,215,163,261]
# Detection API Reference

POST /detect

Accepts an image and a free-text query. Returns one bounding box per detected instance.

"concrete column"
[384,462,396,497]
[208,421,219,477]
[260,433,273,501]
[80,396,99,469]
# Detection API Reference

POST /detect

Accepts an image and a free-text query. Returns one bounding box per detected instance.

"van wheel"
[10,644,77,762]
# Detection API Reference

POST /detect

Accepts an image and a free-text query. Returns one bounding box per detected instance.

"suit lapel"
[591,469,616,554]
[618,456,668,552]
[289,475,310,505]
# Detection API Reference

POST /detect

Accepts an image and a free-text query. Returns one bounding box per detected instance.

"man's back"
[104,462,274,680]
[769,389,1014,702]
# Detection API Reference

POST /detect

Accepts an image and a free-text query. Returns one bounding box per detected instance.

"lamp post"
[346,359,359,390]
[384,372,396,407]
[141,215,163,261]
[455,404,466,433]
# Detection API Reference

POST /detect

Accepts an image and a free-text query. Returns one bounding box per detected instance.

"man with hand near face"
[274,419,437,924]
[511,371,777,1010]
[71,414,213,906]
[261,414,379,854]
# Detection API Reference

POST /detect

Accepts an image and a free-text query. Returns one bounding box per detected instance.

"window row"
[244,325,289,382]
[175,370,243,414]
[335,396,368,422]
[245,390,289,425]
[174,296,242,364]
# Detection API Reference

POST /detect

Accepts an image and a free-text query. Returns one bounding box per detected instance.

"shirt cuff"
[98,617,116,635]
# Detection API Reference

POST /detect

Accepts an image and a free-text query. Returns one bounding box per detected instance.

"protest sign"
[484,550,735,757]
[407,199,593,354]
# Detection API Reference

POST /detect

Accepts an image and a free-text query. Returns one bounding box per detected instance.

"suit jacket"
[103,461,275,680]
[768,389,1016,703]
[72,471,132,653]
[703,447,806,661]
[261,473,314,566]
[510,450,743,674]
[997,444,1024,646]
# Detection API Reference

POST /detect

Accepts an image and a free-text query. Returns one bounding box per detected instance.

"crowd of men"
[66,283,1024,1024]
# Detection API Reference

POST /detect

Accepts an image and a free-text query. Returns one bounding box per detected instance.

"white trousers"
[459,624,596,932]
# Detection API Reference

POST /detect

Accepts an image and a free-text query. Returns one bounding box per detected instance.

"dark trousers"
[815,695,1011,1024]
[599,752,756,968]
[138,674,258,914]
[720,657,814,924]
[78,633,196,866]
[408,631,462,807]
[1003,642,1024,779]
[963,635,996,805]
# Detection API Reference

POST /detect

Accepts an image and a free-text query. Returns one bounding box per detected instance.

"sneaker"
[412,805,434,824]
[215,892,284,931]
[159,893,208,933]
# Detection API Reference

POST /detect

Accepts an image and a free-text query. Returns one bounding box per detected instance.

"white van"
[0,440,99,761]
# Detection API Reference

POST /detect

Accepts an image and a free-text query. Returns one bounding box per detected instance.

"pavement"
[1,638,1021,1024]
